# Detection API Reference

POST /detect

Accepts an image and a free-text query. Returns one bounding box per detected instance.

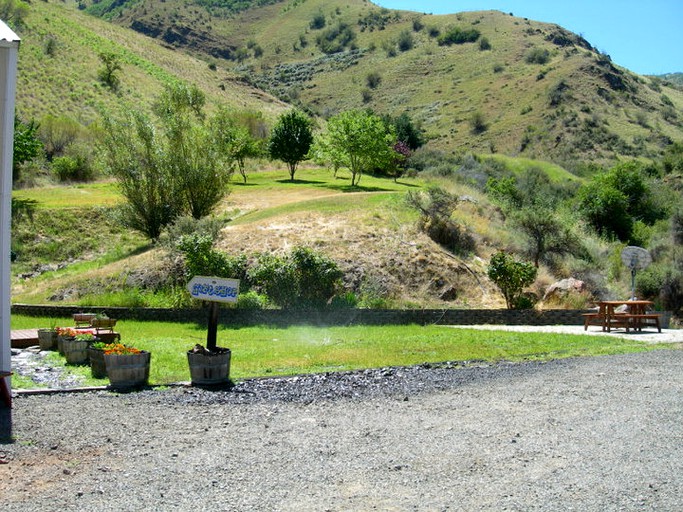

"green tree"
[268,110,314,181]
[487,251,537,309]
[316,109,396,186]
[213,109,267,183]
[0,0,29,30]
[101,110,180,240]
[98,52,122,90]
[101,83,234,239]
[577,161,667,241]
[13,116,42,181]
[511,207,581,267]
[382,112,425,150]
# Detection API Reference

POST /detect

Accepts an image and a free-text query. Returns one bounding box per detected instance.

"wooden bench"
[582,313,603,331]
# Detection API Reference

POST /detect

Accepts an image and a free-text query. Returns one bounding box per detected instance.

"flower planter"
[73,313,96,326]
[88,347,107,379]
[187,348,231,386]
[37,329,57,350]
[105,351,151,389]
[57,335,73,356]
[62,338,90,364]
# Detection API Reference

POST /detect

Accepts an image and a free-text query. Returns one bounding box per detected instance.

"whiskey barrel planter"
[187,348,231,386]
[62,338,90,364]
[87,347,107,379]
[105,351,151,389]
[37,329,57,350]
[57,334,73,356]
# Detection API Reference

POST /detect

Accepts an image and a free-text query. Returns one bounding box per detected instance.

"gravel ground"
[2,349,683,511]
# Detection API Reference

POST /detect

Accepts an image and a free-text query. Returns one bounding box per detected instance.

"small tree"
[487,251,537,309]
[316,109,396,186]
[98,52,122,90]
[101,110,180,240]
[101,83,234,239]
[213,108,267,183]
[511,207,580,267]
[268,110,314,181]
[13,116,42,182]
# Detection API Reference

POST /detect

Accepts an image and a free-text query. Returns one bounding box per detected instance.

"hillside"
[10,170,509,309]
[14,0,287,126]
[74,0,683,170]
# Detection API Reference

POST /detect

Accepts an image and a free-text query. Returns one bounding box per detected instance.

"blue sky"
[376,1,682,75]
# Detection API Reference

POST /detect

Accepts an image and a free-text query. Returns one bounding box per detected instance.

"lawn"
[10,315,667,389]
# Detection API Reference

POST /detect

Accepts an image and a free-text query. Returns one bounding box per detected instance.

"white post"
[0,20,19,418]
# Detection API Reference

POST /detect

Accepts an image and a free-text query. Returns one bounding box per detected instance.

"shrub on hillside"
[52,153,94,182]
[437,26,480,46]
[487,251,538,309]
[526,47,551,64]
[248,247,343,309]
[316,22,356,54]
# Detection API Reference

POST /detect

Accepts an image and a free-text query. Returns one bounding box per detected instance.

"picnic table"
[583,300,662,333]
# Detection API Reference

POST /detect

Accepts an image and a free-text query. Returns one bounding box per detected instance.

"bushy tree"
[382,112,425,150]
[13,116,42,181]
[511,207,582,267]
[101,83,234,239]
[212,108,267,183]
[102,110,181,240]
[98,52,122,90]
[577,161,667,242]
[316,109,396,186]
[268,109,314,181]
[38,115,84,160]
[487,251,537,309]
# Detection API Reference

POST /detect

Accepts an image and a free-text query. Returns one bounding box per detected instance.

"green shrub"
[52,154,93,182]
[237,290,268,310]
[366,71,382,89]
[487,251,538,309]
[479,37,491,50]
[310,12,325,29]
[397,30,414,52]
[526,47,550,64]
[437,26,480,46]
[248,247,343,309]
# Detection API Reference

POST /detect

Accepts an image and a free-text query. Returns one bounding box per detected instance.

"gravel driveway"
[2,349,682,511]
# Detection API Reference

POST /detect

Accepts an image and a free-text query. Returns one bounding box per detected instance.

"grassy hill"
[10,169,513,309]
[14,0,287,126]
[72,0,683,170]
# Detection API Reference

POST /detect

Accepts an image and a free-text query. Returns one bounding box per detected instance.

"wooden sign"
[187,276,239,303]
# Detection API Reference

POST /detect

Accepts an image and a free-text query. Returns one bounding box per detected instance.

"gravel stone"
[2,350,682,511]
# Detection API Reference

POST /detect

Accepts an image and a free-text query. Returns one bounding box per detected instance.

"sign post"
[187,276,239,351]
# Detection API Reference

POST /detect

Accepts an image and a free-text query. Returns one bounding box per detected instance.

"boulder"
[543,278,586,302]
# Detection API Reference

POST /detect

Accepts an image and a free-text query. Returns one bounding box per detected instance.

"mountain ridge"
[22,0,682,171]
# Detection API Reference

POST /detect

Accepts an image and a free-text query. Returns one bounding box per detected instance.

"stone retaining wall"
[12,304,592,327]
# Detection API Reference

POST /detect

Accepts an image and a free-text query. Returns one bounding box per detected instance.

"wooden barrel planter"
[57,335,73,356]
[87,347,107,379]
[187,348,231,386]
[105,351,151,389]
[37,329,57,350]
[62,338,90,364]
